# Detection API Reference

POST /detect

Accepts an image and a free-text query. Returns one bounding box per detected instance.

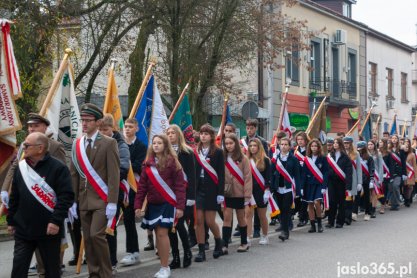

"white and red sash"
[193,149,218,185]
[391,152,402,166]
[249,159,280,216]
[327,154,346,182]
[240,139,248,153]
[295,148,305,162]
[274,157,296,206]
[225,156,244,186]
[373,171,382,195]
[271,149,280,164]
[351,159,357,170]
[304,156,324,184]
[119,180,130,206]
[360,159,370,177]
[406,161,415,179]
[182,170,188,187]
[19,160,56,213]
[145,166,177,207]
[382,160,391,179]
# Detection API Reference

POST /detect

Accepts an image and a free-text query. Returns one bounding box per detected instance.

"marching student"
[355,141,374,221]
[166,125,196,269]
[343,136,362,224]
[271,137,300,241]
[388,134,407,211]
[294,132,309,227]
[134,134,186,278]
[98,114,131,271]
[378,138,391,214]
[325,137,335,155]
[120,118,147,266]
[193,124,225,262]
[302,139,328,233]
[368,140,383,218]
[326,138,353,228]
[402,139,416,207]
[222,134,252,253]
[246,138,271,245]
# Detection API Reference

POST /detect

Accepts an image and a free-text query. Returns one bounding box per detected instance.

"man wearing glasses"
[6,132,74,277]
[70,103,120,278]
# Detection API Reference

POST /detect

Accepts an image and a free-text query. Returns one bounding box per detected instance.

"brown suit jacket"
[1,138,66,192]
[71,132,120,210]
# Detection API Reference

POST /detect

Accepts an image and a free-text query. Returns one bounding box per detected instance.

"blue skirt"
[141,203,175,230]
[305,183,323,202]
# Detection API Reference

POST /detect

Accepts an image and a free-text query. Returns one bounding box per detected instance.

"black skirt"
[196,178,220,211]
[141,203,175,230]
[253,183,268,208]
[225,197,244,209]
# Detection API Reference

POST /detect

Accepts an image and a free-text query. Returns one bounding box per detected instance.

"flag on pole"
[389,114,398,135]
[362,118,372,141]
[171,94,194,144]
[306,98,327,143]
[281,102,292,139]
[42,62,82,161]
[411,114,417,139]
[103,64,124,130]
[133,74,168,147]
[0,20,21,174]
[226,104,232,124]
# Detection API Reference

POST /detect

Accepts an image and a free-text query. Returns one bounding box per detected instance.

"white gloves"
[216,195,224,205]
[1,191,9,208]
[263,190,270,204]
[402,175,408,181]
[106,203,117,219]
[369,181,375,189]
[68,203,78,220]
[244,200,250,206]
[300,189,304,196]
[186,199,196,206]
[321,189,326,194]
[357,183,362,192]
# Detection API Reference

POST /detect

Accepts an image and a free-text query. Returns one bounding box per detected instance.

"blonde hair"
[146,134,182,170]
[99,113,115,129]
[247,138,267,171]
[345,142,357,160]
[167,124,192,154]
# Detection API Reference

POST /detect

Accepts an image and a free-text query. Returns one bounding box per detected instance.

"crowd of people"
[1,104,416,278]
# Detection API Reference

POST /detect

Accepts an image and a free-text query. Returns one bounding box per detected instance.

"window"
[369,62,377,96]
[286,45,300,85]
[342,2,352,18]
[310,40,321,89]
[386,68,394,99]
[347,49,357,97]
[401,72,408,102]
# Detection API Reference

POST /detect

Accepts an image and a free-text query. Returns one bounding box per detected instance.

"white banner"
[149,78,168,144]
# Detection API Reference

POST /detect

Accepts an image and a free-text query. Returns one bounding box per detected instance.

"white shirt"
[312,155,318,163]
[85,130,99,149]
[280,153,289,162]
[200,147,209,177]
[335,151,341,162]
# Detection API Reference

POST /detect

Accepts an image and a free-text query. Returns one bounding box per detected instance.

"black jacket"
[270,153,301,192]
[178,150,197,200]
[328,152,353,191]
[301,155,329,190]
[7,153,74,240]
[360,156,375,185]
[128,138,147,175]
[195,148,225,198]
[390,149,407,177]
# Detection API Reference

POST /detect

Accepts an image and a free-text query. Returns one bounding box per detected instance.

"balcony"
[412,70,417,84]
[308,78,359,108]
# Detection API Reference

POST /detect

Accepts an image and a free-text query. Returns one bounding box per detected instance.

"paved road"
[0,204,416,278]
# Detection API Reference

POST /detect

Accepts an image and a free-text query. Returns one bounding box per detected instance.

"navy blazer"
[301,155,329,190]
[328,152,353,191]
[178,150,197,201]
[195,148,225,197]
[270,153,301,193]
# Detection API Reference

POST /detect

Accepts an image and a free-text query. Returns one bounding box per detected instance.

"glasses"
[22,143,41,149]
[80,119,96,123]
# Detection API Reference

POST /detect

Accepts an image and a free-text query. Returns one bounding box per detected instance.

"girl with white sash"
[246,138,271,244]
[193,124,225,262]
[326,138,353,229]
[134,135,186,278]
[402,139,417,207]
[378,138,391,214]
[355,141,374,221]
[368,140,383,218]
[302,139,328,233]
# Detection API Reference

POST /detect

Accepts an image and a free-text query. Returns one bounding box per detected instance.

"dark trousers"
[187,207,196,242]
[68,210,82,260]
[169,206,192,252]
[12,236,61,278]
[328,183,345,226]
[276,190,293,234]
[107,202,121,266]
[354,183,371,214]
[123,190,139,253]
[294,197,308,222]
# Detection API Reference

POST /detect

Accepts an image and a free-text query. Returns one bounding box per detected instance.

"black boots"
[194,244,206,262]
[308,220,316,233]
[169,250,181,269]
[213,238,224,258]
[183,249,192,268]
[278,231,289,241]
[144,234,154,251]
[317,218,323,233]
[370,207,376,218]
[222,226,232,255]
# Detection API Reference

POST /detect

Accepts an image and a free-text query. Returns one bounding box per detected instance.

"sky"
[353,0,417,46]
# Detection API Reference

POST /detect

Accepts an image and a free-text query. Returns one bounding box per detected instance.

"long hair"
[247,138,267,171]
[197,123,218,156]
[167,124,192,154]
[296,131,309,146]
[344,141,357,160]
[367,140,377,156]
[390,134,400,151]
[403,138,412,155]
[306,138,323,157]
[146,134,181,170]
[358,145,370,160]
[223,133,244,162]
[333,138,347,155]
[378,138,389,156]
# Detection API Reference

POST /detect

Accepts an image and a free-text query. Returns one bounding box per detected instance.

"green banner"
[289,113,331,132]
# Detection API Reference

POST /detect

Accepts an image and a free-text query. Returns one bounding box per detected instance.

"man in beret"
[70,103,120,277]
[1,113,67,276]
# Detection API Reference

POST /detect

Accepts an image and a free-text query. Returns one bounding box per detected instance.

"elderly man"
[7,132,74,278]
